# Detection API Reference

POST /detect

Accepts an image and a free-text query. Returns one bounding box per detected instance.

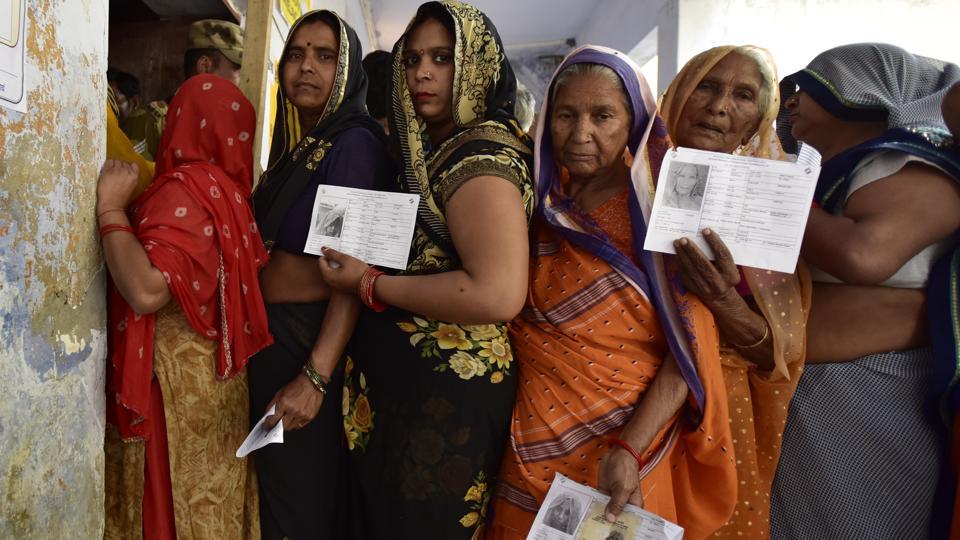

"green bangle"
[302,364,330,396]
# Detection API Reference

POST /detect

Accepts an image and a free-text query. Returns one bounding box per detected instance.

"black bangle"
[302,364,329,396]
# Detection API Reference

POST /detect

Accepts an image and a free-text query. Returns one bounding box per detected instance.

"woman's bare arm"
[598,353,689,518]
[619,354,689,452]
[319,175,530,324]
[265,290,362,429]
[373,176,529,323]
[802,163,960,284]
[97,160,171,314]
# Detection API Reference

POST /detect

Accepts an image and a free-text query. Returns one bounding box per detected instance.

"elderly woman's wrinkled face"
[675,53,763,154]
[550,72,631,181]
[282,20,339,120]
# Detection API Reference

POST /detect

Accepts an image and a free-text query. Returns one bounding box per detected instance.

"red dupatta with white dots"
[107,74,272,441]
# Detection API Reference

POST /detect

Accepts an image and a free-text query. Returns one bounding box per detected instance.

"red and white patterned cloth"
[107,75,272,441]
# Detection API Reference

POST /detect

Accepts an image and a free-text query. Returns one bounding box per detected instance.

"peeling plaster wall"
[0,0,108,537]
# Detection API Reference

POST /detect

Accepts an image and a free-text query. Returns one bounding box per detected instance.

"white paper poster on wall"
[0,0,26,113]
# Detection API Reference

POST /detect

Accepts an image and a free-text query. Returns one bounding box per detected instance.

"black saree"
[246,9,386,539]
[344,2,535,538]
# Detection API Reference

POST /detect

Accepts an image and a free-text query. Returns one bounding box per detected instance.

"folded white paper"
[528,473,684,540]
[304,185,420,270]
[643,147,820,273]
[236,405,284,458]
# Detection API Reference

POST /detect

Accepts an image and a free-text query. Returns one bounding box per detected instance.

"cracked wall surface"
[0,0,108,537]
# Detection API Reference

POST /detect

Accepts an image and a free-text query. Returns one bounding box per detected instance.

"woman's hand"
[675,229,775,367]
[317,247,369,295]
[597,447,644,522]
[673,228,740,305]
[96,159,140,214]
[264,373,324,431]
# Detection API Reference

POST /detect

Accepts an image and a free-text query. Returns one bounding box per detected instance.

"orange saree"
[489,195,737,540]
[659,45,812,538]
[489,45,737,540]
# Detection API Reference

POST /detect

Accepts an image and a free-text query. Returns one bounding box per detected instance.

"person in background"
[941,79,960,539]
[489,45,737,540]
[108,68,166,161]
[362,49,392,135]
[184,19,244,87]
[246,10,392,539]
[944,82,960,138]
[657,44,811,539]
[316,2,534,537]
[514,81,536,134]
[101,74,270,540]
[770,43,960,539]
[106,81,154,196]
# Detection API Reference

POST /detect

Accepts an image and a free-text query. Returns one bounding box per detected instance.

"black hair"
[408,3,455,39]
[280,11,342,65]
[106,68,141,99]
[183,48,222,79]
[362,50,392,119]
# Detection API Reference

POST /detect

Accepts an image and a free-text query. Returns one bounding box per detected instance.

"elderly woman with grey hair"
[491,45,738,539]
[658,45,811,538]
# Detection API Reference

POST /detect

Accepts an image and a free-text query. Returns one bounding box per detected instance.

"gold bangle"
[733,322,769,349]
[302,364,329,396]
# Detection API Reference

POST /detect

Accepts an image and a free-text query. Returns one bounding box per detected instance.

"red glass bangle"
[358,266,388,312]
[607,438,644,470]
[99,224,134,239]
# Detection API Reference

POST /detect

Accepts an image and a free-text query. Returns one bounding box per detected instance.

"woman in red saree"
[99,74,272,539]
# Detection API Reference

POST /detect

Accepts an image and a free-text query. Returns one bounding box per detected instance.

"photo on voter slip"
[312,202,345,239]
[642,147,820,274]
[660,161,709,213]
[527,474,683,540]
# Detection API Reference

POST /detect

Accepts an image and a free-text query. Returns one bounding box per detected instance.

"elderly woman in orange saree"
[489,45,737,540]
[658,45,812,538]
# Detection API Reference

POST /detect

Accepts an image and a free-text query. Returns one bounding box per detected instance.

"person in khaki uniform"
[184,19,244,87]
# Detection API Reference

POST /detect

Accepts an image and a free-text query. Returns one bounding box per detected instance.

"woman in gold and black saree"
[317,2,534,537]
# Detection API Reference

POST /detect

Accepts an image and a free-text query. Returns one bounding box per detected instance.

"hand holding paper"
[672,229,741,305]
[527,474,683,540]
[304,185,420,270]
[236,405,284,458]
[643,147,820,273]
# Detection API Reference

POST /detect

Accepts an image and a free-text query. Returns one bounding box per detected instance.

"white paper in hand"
[236,405,284,458]
[642,147,820,273]
[304,185,420,270]
[528,473,683,540]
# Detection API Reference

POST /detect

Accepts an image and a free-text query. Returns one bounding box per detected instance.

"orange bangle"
[99,224,134,239]
[608,438,644,470]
